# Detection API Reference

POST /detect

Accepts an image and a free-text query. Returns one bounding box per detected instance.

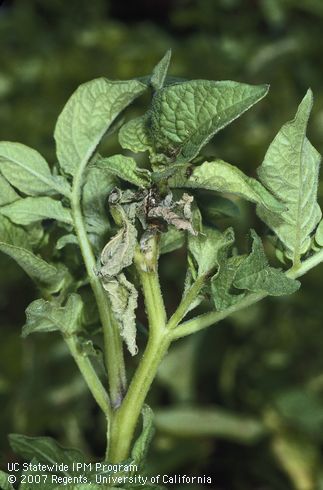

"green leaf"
[150,80,269,162]
[150,49,172,91]
[0,142,70,197]
[102,273,138,356]
[0,470,14,490]
[257,90,322,264]
[97,155,151,187]
[0,215,32,249]
[0,242,66,291]
[160,228,185,254]
[22,294,83,338]
[211,228,246,311]
[315,220,323,247]
[155,406,266,443]
[233,230,300,296]
[131,405,155,466]
[0,174,19,205]
[189,225,231,277]
[82,165,116,247]
[171,160,285,212]
[118,116,152,154]
[212,255,246,311]
[0,197,72,225]
[54,78,146,175]
[0,216,67,291]
[99,221,137,277]
[9,434,85,476]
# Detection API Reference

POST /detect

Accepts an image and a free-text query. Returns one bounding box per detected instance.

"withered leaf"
[148,192,196,235]
[102,273,138,356]
[99,221,137,277]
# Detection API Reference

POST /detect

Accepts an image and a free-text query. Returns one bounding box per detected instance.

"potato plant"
[0,51,322,489]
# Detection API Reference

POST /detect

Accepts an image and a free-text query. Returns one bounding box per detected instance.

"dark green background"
[1,1,323,488]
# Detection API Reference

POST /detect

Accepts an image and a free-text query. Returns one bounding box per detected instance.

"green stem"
[64,335,112,418]
[71,163,126,408]
[108,239,168,462]
[172,248,323,340]
[134,245,167,335]
[172,292,266,340]
[108,330,171,462]
[167,275,205,330]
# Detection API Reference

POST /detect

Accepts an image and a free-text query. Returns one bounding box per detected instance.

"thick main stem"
[108,239,168,462]
[71,166,126,408]
[108,331,171,462]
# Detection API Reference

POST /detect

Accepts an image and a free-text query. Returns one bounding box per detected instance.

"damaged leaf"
[148,193,196,235]
[99,220,137,277]
[102,273,138,356]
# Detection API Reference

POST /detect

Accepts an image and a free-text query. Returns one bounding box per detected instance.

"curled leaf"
[102,273,138,356]
[99,221,137,277]
[23,294,83,338]
[148,193,196,235]
[257,90,322,263]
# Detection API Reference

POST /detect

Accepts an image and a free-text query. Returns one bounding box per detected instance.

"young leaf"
[0,174,19,205]
[233,230,300,296]
[9,434,85,476]
[131,405,155,466]
[257,90,322,264]
[150,49,172,91]
[97,155,151,187]
[196,192,240,221]
[171,160,285,212]
[102,273,138,356]
[54,78,146,175]
[0,470,14,490]
[315,220,323,247]
[150,80,269,162]
[0,142,70,197]
[99,221,137,277]
[118,116,152,154]
[0,197,72,225]
[22,294,83,338]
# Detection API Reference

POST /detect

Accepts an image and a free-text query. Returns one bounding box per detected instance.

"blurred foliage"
[1,0,323,488]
